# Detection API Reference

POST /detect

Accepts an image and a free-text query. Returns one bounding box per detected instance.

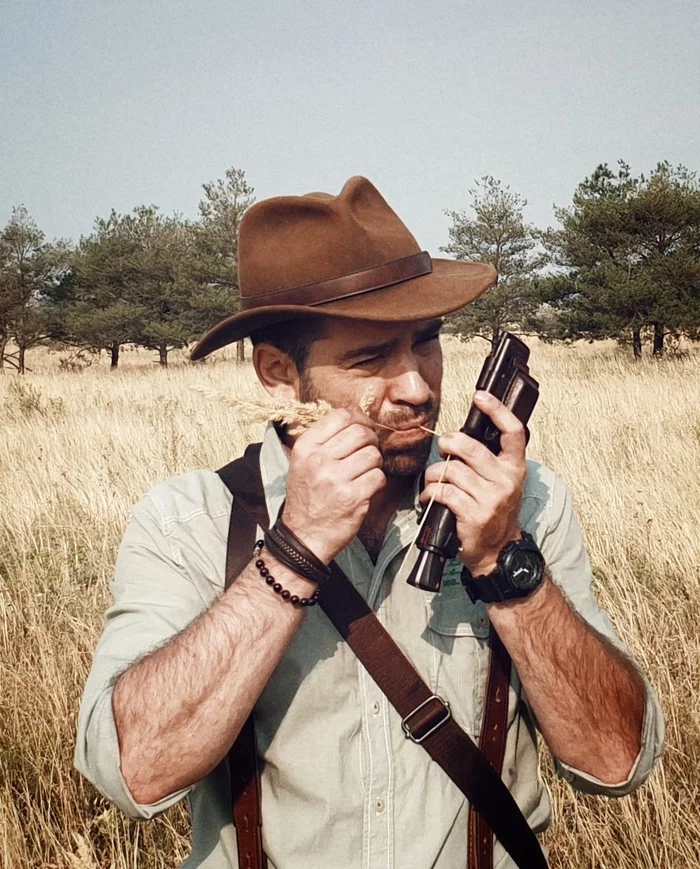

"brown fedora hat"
[190,176,496,360]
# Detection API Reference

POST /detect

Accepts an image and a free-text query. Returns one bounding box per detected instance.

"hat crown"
[189,174,497,362]
[238,176,420,299]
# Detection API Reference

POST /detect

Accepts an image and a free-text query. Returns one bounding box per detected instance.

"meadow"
[0,337,699,868]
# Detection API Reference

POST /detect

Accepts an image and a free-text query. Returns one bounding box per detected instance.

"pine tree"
[442,177,545,344]
[540,162,700,357]
[63,207,155,368]
[190,167,255,361]
[0,207,68,372]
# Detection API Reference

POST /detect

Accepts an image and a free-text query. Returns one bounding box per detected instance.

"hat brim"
[190,259,497,361]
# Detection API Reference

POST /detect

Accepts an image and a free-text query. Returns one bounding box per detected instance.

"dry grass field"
[0,337,699,868]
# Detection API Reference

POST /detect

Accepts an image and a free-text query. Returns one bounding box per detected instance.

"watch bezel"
[500,536,544,591]
[460,533,545,604]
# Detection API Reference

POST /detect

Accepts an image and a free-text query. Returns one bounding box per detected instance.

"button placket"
[361,666,392,866]
[361,507,421,865]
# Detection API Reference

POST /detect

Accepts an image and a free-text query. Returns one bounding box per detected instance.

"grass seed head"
[191,386,332,435]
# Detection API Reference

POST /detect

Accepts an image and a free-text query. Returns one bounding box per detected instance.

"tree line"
[1,161,699,372]
[444,162,700,357]
[0,168,253,372]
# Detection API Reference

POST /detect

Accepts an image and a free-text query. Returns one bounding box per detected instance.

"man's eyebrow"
[339,321,444,363]
[339,338,398,363]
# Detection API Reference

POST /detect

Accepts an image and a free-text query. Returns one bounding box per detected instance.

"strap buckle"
[401,694,452,744]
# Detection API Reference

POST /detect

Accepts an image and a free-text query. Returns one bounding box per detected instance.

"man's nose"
[386,366,431,407]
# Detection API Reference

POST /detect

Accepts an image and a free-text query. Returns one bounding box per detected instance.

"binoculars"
[406,332,540,593]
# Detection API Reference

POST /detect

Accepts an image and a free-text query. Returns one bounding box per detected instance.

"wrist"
[279,516,335,566]
[463,556,499,576]
[460,532,544,606]
[462,531,524,577]
[486,572,551,613]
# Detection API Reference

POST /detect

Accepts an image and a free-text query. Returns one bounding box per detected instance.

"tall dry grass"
[0,338,698,868]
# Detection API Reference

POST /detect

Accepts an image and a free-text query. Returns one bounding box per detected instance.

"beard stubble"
[299,373,440,478]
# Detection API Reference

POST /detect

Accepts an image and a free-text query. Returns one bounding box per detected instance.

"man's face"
[296,317,443,477]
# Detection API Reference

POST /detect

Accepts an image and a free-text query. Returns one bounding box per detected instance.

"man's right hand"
[282,408,386,564]
[110,408,384,806]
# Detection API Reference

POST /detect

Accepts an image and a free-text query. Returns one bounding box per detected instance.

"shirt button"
[371,701,380,715]
[375,799,385,814]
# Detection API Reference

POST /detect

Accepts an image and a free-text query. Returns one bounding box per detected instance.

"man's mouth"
[370,413,437,445]
[375,416,431,431]
[384,422,433,445]
[391,417,433,433]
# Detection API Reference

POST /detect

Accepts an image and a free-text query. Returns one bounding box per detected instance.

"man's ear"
[253,343,301,400]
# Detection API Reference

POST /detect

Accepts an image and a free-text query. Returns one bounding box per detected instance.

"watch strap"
[461,565,516,604]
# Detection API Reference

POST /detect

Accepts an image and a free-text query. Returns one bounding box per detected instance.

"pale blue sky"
[2,0,699,254]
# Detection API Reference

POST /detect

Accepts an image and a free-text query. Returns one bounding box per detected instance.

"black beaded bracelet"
[253,541,320,607]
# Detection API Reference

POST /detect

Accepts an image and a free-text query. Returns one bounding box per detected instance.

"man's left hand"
[420,390,527,576]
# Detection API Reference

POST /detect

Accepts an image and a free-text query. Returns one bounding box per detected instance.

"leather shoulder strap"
[468,629,512,869]
[219,443,265,592]
[217,444,267,869]
[217,447,546,869]
[321,565,547,869]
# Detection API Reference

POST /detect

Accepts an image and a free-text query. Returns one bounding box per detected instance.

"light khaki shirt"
[75,425,664,869]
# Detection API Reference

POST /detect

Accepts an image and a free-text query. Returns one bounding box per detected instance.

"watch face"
[507,548,543,590]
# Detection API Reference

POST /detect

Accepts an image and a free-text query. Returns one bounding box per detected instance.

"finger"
[326,422,379,460]
[354,467,387,499]
[424,458,486,498]
[345,445,384,479]
[297,407,369,448]
[437,432,502,482]
[472,391,526,460]
[419,480,476,517]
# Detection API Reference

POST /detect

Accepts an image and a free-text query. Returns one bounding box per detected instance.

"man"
[75,176,663,868]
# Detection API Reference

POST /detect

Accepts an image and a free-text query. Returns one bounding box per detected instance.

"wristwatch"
[460,532,545,604]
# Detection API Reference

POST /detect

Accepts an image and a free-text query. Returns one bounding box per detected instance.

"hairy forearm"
[488,575,646,783]
[112,554,315,805]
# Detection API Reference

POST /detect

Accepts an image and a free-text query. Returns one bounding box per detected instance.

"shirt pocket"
[423,575,491,737]
[427,574,491,637]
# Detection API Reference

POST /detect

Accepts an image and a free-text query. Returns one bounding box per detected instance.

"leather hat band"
[242,251,433,310]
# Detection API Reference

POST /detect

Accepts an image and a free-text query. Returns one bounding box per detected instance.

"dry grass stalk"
[191,385,332,435]
[65,834,99,869]
[193,385,380,436]
[359,389,375,414]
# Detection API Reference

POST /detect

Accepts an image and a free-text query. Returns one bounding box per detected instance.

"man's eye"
[416,333,441,347]
[353,355,381,368]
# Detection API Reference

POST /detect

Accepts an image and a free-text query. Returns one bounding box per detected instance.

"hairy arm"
[422,390,648,785]
[113,407,385,806]
[487,574,645,782]
[113,555,314,805]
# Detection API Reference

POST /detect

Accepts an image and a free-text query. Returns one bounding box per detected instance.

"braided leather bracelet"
[263,514,331,585]
[275,515,330,573]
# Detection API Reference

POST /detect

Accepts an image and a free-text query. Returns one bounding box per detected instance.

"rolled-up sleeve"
[536,470,665,797]
[74,494,210,819]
